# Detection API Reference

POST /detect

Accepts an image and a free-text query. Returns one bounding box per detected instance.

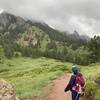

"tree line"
[0,33,100,65]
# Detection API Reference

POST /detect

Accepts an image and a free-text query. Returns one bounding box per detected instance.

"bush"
[4,44,14,59]
[85,80,98,98]
[14,52,21,57]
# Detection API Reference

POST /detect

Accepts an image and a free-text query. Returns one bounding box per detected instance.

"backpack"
[72,73,85,94]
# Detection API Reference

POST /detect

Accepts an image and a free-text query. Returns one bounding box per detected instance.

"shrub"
[85,80,98,98]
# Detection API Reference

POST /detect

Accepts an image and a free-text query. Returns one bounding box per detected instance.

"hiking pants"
[71,90,80,100]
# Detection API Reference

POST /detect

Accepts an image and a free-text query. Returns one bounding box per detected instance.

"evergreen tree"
[4,44,14,59]
[88,36,100,62]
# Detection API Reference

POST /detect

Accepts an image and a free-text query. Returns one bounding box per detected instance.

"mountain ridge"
[0,11,90,42]
[0,11,93,65]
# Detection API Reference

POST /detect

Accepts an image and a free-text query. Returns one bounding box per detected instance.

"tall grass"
[0,57,72,98]
[81,62,100,100]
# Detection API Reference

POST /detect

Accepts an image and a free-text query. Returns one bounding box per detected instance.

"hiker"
[64,65,85,100]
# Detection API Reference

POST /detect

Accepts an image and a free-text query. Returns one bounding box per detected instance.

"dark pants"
[71,90,80,100]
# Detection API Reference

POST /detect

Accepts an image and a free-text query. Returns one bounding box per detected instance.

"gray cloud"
[0,0,100,37]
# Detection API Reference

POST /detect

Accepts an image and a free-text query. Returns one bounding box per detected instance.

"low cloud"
[0,0,100,37]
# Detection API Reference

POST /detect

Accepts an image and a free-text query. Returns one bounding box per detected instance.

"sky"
[0,0,100,37]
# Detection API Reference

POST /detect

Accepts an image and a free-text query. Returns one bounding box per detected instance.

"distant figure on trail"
[64,65,85,100]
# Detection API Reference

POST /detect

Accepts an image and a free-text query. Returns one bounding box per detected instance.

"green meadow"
[0,57,72,98]
[0,57,100,100]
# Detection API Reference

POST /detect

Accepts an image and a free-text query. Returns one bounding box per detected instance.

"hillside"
[0,11,92,65]
[0,12,89,44]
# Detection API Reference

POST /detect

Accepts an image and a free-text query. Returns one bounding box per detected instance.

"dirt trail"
[25,73,89,100]
[44,73,71,100]
[44,73,89,100]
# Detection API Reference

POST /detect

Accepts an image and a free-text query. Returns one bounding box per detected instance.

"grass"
[0,57,72,99]
[0,56,100,100]
[81,62,100,100]
[81,62,100,79]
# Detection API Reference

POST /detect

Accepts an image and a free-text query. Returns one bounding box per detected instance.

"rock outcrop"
[0,80,19,100]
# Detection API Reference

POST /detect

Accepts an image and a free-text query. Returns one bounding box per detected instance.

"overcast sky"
[0,0,100,37]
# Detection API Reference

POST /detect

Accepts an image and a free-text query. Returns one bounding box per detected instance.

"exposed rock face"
[0,11,25,30]
[0,80,19,100]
